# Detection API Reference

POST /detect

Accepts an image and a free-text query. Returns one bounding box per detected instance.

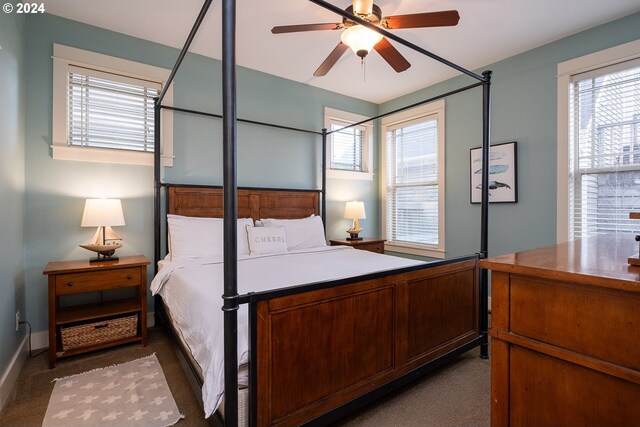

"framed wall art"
[470,141,517,203]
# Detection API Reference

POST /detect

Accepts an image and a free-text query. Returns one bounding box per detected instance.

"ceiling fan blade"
[374,38,410,73]
[314,42,349,77]
[271,23,342,34]
[383,10,460,29]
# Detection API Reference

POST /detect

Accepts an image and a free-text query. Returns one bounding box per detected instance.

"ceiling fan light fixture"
[340,25,383,58]
[353,0,374,16]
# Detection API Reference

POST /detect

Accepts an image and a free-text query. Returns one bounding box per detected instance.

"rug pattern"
[42,354,183,427]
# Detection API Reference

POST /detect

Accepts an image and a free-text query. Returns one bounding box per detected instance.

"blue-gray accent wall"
[0,3,26,382]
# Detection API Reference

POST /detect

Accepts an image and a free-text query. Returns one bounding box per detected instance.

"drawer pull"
[94,324,108,329]
[67,282,73,287]
[127,275,132,280]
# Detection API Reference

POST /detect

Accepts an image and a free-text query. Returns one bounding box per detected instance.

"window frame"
[324,107,374,181]
[380,100,446,258]
[52,44,174,166]
[556,39,640,243]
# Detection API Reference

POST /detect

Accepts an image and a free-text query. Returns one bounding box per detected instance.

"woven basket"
[61,314,138,350]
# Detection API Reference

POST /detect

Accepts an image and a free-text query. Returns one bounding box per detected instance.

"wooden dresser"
[480,235,640,427]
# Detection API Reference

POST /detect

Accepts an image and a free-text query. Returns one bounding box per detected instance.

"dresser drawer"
[510,276,640,371]
[55,267,141,295]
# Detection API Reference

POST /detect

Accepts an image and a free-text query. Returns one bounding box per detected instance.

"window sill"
[384,243,445,259]
[327,169,373,181]
[52,145,173,167]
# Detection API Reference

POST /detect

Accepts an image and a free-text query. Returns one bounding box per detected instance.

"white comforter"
[150,245,424,417]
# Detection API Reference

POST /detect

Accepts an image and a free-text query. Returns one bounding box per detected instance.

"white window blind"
[330,121,364,171]
[68,65,160,152]
[385,116,440,248]
[568,60,640,239]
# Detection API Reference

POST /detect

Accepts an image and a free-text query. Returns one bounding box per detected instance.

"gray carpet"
[333,347,490,427]
[0,327,489,427]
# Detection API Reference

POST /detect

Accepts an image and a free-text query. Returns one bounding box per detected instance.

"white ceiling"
[44,0,640,103]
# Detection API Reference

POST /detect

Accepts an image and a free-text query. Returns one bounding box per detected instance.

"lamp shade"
[340,25,383,58]
[81,199,125,227]
[344,201,366,220]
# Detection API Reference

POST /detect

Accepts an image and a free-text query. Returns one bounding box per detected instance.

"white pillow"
[260,215,326,250]
[167,215,253,260]
[246,226,288,255]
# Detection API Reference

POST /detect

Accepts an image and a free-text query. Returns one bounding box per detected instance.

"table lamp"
[344,201,366,240]
[79,198,125,262]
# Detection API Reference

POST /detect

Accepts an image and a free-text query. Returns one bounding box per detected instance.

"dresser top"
[480,234,640,292]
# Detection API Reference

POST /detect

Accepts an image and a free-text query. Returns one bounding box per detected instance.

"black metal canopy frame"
[153,0,492,425]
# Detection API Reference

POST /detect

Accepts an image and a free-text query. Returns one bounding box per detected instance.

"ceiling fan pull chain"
[362,57,366,83]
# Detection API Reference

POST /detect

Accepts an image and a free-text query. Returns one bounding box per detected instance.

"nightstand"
[43,255,150,368]
[329,237,386,254]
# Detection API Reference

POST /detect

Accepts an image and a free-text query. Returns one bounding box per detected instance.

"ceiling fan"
[271,0,460,77]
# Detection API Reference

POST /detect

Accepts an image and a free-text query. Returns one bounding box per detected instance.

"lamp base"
[346,232,363,241]
[89,255,119,263]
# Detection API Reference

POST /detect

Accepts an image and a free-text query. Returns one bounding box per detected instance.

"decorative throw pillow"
[246,226,288,256]
[260,215,326,250]
[235,218,254,256]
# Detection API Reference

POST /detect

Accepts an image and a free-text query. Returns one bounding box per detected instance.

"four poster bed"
[151,1,492,426]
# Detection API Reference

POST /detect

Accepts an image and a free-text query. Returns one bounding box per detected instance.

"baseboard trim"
[31,330,48,351]
[0,335,28,411]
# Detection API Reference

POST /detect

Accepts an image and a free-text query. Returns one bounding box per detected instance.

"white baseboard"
[0,335,28,412]
[31,330,48,350]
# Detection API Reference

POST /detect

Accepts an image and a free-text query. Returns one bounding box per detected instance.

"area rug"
[42,354,183,427]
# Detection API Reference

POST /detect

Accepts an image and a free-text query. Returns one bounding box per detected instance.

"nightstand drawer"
[55,267,141,295]
[364,243,384,254]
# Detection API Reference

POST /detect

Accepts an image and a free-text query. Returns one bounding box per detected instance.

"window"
[381,100,445,258]
[68,66,158,152]
[557,40,640,242]
[330,122,364,171]
[52,44,173,166]
[569,63,640,238]
[324,108,373,180]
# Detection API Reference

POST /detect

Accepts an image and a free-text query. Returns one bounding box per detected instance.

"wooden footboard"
[251,257,480,426]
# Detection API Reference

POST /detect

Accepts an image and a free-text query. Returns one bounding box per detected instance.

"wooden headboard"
[167,186,320,221]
